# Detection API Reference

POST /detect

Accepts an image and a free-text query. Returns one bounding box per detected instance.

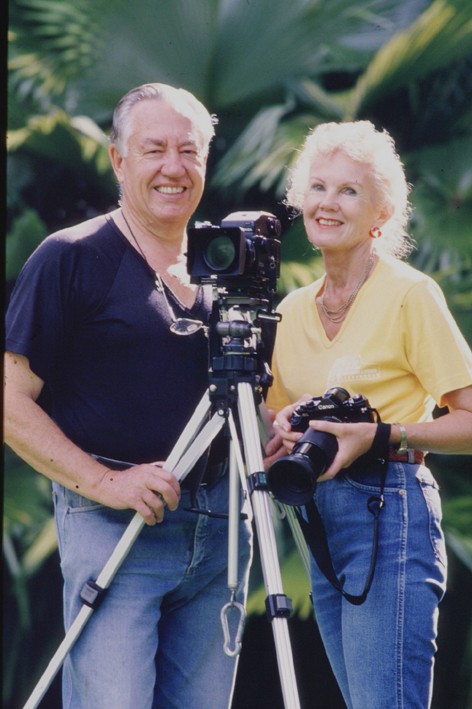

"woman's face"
[302,151,388,255]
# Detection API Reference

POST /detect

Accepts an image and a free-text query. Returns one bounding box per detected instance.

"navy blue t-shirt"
[5,214,213,463]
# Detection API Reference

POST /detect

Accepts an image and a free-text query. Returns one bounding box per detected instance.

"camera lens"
[204,235,236,271]
[267,429,338,506]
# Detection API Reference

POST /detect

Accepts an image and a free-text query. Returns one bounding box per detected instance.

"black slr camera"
[267,387,377,506]
[186,211,281,295]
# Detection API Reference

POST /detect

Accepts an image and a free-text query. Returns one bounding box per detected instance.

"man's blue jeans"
[310,461,447,709]
[53,475,252,708]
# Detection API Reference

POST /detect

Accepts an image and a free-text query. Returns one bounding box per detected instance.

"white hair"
[110,82,217,156]
[285,121,414,258]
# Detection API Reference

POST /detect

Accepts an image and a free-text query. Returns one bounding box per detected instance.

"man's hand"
[96,463,181,525]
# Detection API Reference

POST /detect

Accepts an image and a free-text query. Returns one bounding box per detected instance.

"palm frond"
[348,0,472,118]
[9,0,103,101]
[409,136,472,258]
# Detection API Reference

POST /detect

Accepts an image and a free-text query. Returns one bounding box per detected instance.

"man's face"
[110,99,208,234]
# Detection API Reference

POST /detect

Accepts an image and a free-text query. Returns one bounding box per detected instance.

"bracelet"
[394,423,408,454]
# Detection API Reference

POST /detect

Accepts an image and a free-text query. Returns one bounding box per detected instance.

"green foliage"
[409,137,472,258]
[347,0,472,117]
[3,448,58,704]
[3,448,57,584]
[6,209,47,280]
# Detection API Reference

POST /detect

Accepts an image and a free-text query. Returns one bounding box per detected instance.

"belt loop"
[407,449,415,463]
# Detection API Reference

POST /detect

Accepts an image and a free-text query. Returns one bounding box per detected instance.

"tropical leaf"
[7,111,117,232]
[8,110,111,173]
[9,0,432,121]
[408,136,472,258]
[446,531,472,573]
[347,0,472,118]
[247,546,312,619]
[3,448,53,538]
[6,209,47,280]
[9,0,104,99]
[278,260,325,295]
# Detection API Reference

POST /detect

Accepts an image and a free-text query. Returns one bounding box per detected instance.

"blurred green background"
[5,1,472,707]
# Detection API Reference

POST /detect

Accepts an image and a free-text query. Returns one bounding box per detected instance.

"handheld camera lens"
[267,429,338,506]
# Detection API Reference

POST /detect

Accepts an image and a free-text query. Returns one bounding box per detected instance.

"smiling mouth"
[156,186,186,194]
[317,217,342,226]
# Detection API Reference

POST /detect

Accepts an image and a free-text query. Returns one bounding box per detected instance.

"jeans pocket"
[416,470,447,568]
[66,498,104,514]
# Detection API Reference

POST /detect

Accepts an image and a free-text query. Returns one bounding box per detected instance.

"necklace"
[319,253,375,324]
[121,211,206,336]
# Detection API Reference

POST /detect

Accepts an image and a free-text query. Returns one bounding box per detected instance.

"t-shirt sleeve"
[5,232,110,384]
[6,239,75,381]
[402,278,472,406]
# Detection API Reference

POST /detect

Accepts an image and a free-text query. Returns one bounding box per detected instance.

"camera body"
[267,387,377,506]
[290,387,375,432]
[187,211,281,294]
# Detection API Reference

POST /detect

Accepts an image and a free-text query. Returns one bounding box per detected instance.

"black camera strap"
[296,423,391,606]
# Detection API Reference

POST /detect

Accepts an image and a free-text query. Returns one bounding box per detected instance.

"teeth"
[318,218,340,226]
[157,186,185,194]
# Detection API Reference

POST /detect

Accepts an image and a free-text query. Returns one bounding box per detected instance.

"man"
[5,83,252,708]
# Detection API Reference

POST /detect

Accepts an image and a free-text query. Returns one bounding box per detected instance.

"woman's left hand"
[308,420,378,481]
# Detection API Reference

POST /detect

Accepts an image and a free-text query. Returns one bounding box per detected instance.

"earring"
[369,226,382,239]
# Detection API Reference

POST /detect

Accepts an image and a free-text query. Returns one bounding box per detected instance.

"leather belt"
[91,454,227,488]
[388,448,425,465]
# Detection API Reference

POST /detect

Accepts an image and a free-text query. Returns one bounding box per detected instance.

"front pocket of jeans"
[66,494,105,514]
[416,473,447,567]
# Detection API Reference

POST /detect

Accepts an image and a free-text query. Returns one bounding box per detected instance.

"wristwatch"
[394,423,408,454]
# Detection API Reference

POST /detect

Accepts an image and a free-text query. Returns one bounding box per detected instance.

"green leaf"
[6,209,47,280]
[348,0,472,117]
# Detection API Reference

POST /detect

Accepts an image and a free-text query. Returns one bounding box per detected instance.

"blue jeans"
[310,461,447,709]
[53,476,252,709]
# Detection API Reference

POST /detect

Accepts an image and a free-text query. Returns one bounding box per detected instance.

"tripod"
[23,295,306,709]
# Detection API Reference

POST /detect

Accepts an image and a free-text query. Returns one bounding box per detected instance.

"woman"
[265,121,472,708]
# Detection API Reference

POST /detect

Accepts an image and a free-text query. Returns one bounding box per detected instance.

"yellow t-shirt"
[267,256,472,423]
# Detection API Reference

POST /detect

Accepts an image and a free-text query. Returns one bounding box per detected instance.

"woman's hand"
[273,394,378,480]
[307,420,377,480]
[272,396,312,453]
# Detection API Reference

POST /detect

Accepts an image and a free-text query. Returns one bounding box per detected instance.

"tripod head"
[207,289,281,411]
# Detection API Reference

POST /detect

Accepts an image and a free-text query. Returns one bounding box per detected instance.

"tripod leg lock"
[265,593,292,620]
[246,471,269,494]
[80,579,107,609]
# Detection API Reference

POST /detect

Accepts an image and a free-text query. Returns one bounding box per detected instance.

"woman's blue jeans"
[53,475,252,709]
[310,461,447,709]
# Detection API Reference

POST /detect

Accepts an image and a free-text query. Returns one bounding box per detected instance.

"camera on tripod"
[187,211,281,295]
[267,387,378,506]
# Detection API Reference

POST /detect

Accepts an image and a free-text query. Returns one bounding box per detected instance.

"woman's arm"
[272,385,472,480]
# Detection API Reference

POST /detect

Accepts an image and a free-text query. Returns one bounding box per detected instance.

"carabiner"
[220,598,246,657]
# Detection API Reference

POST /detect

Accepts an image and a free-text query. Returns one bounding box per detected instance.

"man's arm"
[4,352,180,524]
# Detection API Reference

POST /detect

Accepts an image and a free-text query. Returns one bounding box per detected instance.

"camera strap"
[295,423,391,606]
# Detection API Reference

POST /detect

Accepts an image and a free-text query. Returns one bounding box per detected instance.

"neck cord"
[120,210,205,336]
[319,253,375,323]
[121,211,166,291]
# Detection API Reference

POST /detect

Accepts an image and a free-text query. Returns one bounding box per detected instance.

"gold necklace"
[121,211,206,336]
[319,254,374,324]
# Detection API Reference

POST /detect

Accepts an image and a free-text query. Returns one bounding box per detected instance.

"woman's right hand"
[273,395,313,452]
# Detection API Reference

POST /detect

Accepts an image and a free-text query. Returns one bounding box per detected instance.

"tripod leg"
[22,390,224,709]
[237,382,301,709]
